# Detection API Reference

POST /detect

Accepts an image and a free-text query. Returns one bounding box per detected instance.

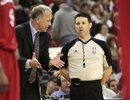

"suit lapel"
[24,22,34,51]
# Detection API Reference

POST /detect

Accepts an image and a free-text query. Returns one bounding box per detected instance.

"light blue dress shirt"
[51,88,68,100]
[25,21,38,69]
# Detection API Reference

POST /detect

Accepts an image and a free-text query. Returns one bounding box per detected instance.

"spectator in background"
[94,23,110,42]
[18,0,42,24]
[107,79,119,94]
[0,0,20,100]
[90,3,103,36]
[90,4,102,24]
[52,2,78,46]
[71,0,81,12]
[100,0,114,16]
[51,75,70,99]
[49,0,64,15]
[102,83,117,99]
[106,34,119,73]
[43,76,59,96]
[80,1,90,14]
[19,0,40,8]
[14,0,29,25]
[101,10,113,30]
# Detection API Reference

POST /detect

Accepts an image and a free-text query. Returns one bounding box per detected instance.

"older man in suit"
[16,5,64,100]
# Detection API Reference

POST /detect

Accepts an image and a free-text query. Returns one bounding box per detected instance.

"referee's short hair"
[75,13,92,23]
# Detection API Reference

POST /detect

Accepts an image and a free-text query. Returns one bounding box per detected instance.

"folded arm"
[101,66,112,85]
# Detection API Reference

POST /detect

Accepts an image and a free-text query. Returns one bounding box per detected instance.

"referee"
[60,13,112,100]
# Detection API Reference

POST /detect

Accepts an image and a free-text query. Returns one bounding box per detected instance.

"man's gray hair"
[30,5,52,19]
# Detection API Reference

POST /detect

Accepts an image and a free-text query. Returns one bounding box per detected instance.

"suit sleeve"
[15,25,28,69]
[39,32,51,71]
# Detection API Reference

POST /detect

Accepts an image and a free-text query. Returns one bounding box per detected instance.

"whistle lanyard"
[82,43,86,68]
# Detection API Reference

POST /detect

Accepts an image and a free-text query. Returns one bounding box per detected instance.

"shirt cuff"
[25,59,31,69]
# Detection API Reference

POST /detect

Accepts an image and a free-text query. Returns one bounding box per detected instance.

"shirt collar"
[29,21,37,36]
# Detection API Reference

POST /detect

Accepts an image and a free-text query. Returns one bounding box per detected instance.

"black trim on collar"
[78,37,92,44]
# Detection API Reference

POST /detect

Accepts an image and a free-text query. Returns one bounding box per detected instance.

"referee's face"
[75,17,92,36]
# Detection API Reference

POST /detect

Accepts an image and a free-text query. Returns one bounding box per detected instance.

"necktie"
[28,32,39,83]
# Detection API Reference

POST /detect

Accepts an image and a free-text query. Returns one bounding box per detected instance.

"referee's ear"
[89,22,92,29]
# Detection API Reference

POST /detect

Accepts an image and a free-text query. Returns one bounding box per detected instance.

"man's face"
[75,17,92,36]
[47,81,58,95]
[37,10,52,32]
[110,80,118,93]
[100,25,109,35]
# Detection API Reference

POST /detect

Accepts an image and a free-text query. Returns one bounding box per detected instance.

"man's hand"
[49,54,65,68]
[29,52,41,68]
[0,63,8,92]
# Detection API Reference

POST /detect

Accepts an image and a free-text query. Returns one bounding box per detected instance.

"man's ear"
[89,22,92,28]
[36,17,40,24]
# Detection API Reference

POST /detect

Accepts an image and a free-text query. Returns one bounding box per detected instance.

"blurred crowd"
[13,0,123,99]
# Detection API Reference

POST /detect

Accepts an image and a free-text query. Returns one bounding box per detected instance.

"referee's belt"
[71,78,101,86]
